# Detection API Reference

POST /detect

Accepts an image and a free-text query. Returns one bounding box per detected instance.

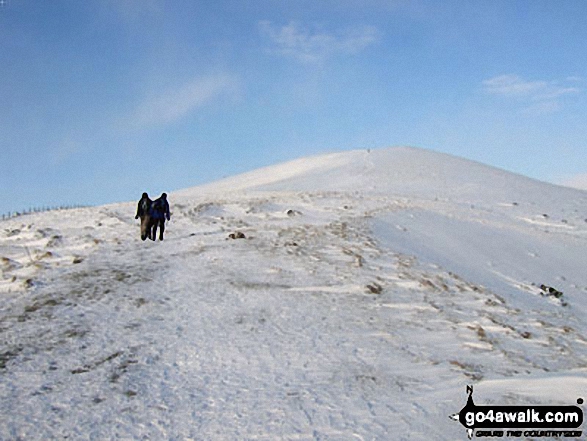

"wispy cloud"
[131,74,239,128]
[259,21,380,63]
[482,74,581,114]
[483,75,547,96]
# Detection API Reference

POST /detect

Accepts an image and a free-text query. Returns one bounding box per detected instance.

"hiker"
[135,192,153,241]
[150,192,171,241]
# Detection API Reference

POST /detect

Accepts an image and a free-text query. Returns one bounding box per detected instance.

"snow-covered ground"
[1,147,586,439]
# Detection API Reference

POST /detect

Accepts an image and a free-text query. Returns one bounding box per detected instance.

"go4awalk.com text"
[450,386,584,439]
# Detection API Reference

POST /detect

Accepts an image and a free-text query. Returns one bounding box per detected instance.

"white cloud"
[482,74,579,99]
[482,74,581,114]
[132,75,239,128]
[259,21,380,63]
[482,74,547,96]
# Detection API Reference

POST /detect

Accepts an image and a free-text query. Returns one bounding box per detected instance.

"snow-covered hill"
[1,147,586,439]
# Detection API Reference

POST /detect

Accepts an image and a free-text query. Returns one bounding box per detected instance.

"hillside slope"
[1,147,586,439]
[180,146,587,207]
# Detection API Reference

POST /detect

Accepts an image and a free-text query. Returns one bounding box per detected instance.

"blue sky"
[1,0,586,214]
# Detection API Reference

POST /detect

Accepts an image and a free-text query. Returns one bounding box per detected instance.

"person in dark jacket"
[135,192,153,241]
[150,193,171,241]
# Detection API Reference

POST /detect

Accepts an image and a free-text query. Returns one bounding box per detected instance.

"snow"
[1,146,586,439]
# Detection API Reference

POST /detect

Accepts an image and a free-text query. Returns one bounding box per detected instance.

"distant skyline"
[1,0,586,214]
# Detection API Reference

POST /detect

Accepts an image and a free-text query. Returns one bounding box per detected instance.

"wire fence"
[1,204,89,221]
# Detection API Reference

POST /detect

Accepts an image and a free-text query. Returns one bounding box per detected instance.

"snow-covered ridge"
[180,146,586,205]
[1,147,586,439]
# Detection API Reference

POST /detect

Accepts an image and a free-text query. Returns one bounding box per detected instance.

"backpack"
[151,199,166,218]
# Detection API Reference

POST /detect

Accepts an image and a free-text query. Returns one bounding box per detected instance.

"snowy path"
[2,148,587,439]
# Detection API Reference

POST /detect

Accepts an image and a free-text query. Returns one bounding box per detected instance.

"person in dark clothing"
[150,193,171,241]
[135,192,153,241]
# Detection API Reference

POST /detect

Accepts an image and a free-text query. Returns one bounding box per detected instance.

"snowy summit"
[1,147,586,439]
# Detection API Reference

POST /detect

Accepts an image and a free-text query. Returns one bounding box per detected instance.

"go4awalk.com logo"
[450,386,584,439]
